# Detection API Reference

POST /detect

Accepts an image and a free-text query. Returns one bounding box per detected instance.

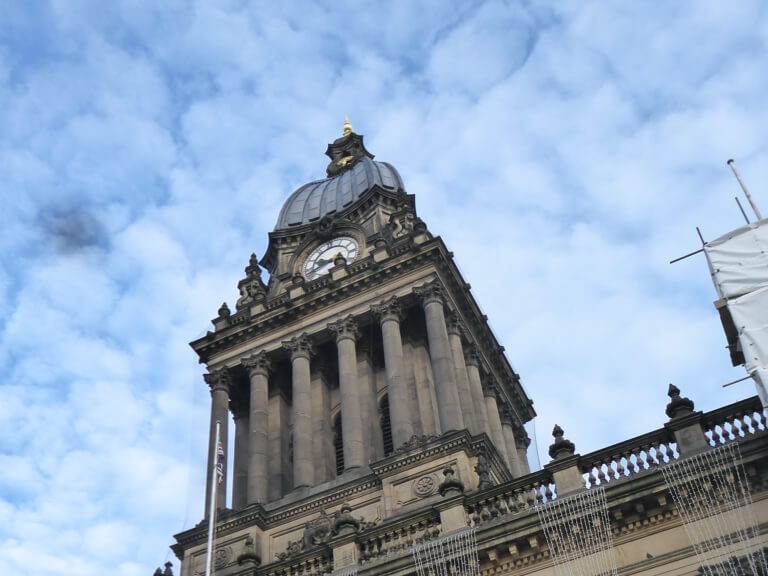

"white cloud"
[1,2,767,575]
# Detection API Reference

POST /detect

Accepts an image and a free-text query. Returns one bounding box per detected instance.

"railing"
[465,469,556,527]
[578,429,678,489]
[701,396,767,446]
[358,514,442,565]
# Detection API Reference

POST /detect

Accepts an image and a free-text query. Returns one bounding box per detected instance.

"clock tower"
[174,121,535,575]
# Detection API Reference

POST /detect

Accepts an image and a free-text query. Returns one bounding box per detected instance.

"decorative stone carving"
[481,377,498,399]
[474,452,492,490]
[666,383,695,419]
[464,345,481,368]
[237,534,261,566]
[438,463,464,497]
[203,367,231,393]
[282,333,314,360]
[235,253,267,310]
[499,404,513,426]
[275,509,338,560]
[333,501,361,536]
[414,280,444,307]
[217,302,231,318]
[446,310,465,337]
[213,546,231,569]
[548,424,576,460]
[389,211,416,238]
[242,350,271,377]
[328,315,359,342]
[371,296,401,324]
[413,475,437,497]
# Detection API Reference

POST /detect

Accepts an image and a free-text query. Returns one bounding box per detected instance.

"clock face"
[303,236,358,280]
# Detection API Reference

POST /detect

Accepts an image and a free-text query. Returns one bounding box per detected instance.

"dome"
[275,156,404,229]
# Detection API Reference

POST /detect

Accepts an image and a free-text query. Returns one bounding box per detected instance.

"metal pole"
[205,421,221,576]
[728,159,763,220]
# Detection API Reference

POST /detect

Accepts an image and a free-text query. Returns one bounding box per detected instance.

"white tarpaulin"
[704,218,768,407]
[704,219,768,300]
[728,286,768,406]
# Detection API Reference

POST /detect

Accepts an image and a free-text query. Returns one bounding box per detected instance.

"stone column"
[231,405,249,509]
[413,341,439,436]
[415,281,464,432]
[203,368,231,515]
[329,316,366,470]
[483,378,509,465]
[499,405,524,477]
[446,313,477,434]
[282,334,314,488]
[402,336,424,436]
[464,346,490,438]
[357,340,384,460]
[514,426,532,475]
[372,297,414,447]
[243,351,271,504]
[311,362,334,483]
[267,391,288,500]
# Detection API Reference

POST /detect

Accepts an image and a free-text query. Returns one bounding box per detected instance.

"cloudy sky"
[2,1,767,575]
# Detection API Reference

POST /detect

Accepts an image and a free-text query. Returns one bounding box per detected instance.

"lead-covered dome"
[275,121,405,229]
[276,157,404,229]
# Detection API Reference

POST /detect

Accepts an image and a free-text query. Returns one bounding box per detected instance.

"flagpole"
[205,420,221,576]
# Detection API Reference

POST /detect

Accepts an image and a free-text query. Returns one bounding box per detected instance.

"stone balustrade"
[578,430,680,489]
[465,470,556,528]
[357,515,442,565]
[701,396,767,445]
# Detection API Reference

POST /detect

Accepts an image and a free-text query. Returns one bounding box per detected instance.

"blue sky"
[1,2,767,574]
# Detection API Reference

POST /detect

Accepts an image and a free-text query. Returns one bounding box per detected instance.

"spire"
[342,116,353,136]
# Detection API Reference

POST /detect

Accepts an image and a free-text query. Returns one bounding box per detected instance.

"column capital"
[499,403,514,426]
[282,333,314,360]
[464,344,480,368]
[414,280,444,307]
[204,367,231,393]
[242,350,271,377]
[371,296,401,324]
[514,423,531,448]
[446,309,465,337]
[481,376,499,399]
[328,315,359,342]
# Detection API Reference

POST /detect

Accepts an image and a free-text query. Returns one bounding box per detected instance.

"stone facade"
[172,126,768,576]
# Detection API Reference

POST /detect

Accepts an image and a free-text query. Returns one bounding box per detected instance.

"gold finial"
[342,116,353,136]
